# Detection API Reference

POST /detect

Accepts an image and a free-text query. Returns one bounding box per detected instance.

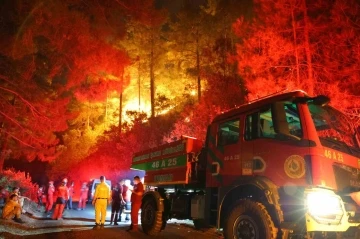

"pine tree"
[0,0,131,171]
[233,0,360,125]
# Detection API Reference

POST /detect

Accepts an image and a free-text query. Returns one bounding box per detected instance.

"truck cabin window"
[245,102,303,140]
[308,103,360,155]
[217,119,240,146]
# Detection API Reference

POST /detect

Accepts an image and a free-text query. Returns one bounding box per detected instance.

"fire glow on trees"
[1,0,359,182]
[0,0,132,172]
[233,0,360,112]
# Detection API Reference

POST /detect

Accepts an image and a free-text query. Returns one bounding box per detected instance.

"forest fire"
[0,0,359,238]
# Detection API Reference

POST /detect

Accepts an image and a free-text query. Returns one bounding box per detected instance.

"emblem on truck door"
[284,155,306,179]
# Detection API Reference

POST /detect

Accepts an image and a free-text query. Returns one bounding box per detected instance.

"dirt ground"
[0,202,222,239]
[1,224,220,239]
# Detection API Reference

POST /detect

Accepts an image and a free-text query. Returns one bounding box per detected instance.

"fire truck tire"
[141,196,163,236]
[161,212,168,230]
[223,200,277,239]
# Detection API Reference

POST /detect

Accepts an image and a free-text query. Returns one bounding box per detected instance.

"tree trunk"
[196,30,201,102]
[119,71,125,134]
[87,102,90,130]
[150,36,155,118]
[0,96,16,171]
[119,92,123,134]
[291,1,300,87]
[302,0,314,95]
[138,57,141,112]
[104,90,108,129]
[0,134,9,172]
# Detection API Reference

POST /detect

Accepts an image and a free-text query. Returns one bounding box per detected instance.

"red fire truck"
[130,90,360,238]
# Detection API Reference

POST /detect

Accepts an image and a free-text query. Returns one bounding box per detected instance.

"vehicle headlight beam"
[305,189,344,225]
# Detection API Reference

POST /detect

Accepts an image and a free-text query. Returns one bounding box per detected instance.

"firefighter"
[52,180,69,220]
[61,178,69,216]
[63,177,68,185]
[45,181,55,214]
[2,194,24,223]
[118,179,127,222]
[123,179,131,221]
[92,176,110,226]
[110,182,121,225]
[127,176,144,232]
[7,187,20,202]
[7,187,23,213]
[65,181,74,210]
[12,187,20,195]
[37,186,44,209]
[77,182,89,210]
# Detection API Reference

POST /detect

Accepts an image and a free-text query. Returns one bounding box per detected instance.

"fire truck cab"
[131,90,360,238]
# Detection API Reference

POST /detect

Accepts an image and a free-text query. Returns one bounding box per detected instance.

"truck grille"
[333,164,360,192]
[333,164,360,223]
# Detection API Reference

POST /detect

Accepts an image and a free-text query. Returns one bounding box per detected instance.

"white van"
[90,179,112,200]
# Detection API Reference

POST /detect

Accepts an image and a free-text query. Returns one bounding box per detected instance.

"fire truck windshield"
[308,103,360,155]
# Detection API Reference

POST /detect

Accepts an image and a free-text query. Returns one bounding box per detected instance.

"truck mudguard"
[217,176,283,229]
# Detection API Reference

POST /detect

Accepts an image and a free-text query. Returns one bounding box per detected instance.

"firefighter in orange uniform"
[127,176,144,232]
[78,182,89,210]
[65,181,74,210]
[45,181,55,214]
[92,176,110,226]
[2,194,24,223]
[52,180,69,220]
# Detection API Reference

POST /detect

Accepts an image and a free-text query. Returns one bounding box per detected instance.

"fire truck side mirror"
[294,95,330,106]
[312,95,330,106]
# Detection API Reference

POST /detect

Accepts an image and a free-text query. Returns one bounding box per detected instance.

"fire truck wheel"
[223,200,277,239]
[141,196,163,236]
[161,213,168,230]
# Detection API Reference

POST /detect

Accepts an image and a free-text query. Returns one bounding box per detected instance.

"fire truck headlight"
[305,190,344,225]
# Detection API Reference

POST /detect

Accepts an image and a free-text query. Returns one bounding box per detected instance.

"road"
[0,202,222,239]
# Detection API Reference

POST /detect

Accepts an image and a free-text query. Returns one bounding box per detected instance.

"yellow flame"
[123,98,150,113]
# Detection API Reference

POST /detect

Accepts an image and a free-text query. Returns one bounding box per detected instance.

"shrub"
[0,168,38,201]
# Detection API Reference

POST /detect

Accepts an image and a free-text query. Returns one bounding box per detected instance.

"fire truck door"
[210,118,241,186]
[242,103,308,181]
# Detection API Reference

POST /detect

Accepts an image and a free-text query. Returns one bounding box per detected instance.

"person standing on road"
[45,181,55,214]
[127,176,144,232]
[37,186,44,209]
[61,178,69,217]
[123,179,131,221]
[78,182,89,210]
[52,180,69,220]
[109,182,121,225]
[92,176,110,226]
[66,181,74,210]
[118,180,126,222]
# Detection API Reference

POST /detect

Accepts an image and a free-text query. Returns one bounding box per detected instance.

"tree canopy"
[1,0,359,183]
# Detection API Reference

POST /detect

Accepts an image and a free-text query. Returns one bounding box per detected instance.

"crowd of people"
[1,175,145,231]
[92,175,144,232]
